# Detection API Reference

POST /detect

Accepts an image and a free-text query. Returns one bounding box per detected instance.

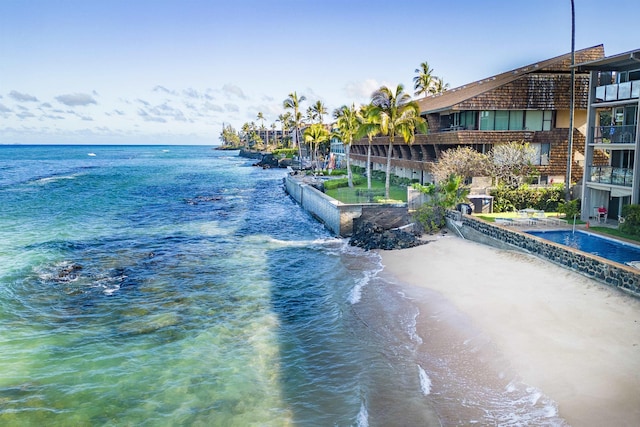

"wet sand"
[380,235,640,426]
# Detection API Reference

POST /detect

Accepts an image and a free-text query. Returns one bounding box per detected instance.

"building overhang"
[586,182,633,197]
[575,49,640,73]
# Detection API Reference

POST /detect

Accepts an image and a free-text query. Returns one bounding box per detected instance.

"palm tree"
[413,61,435,97]
[270,122,277,146]
[283,91,306,151]
[303,123,329,170]
[432,77,450,94]
[241,122,251,147]
[371,84,428,199]
[356,104,382,190]
[277,112,292,147]
[310,100,327,124]
[305,106,316,124]
[257,112,268,148]
[333,104,359,187]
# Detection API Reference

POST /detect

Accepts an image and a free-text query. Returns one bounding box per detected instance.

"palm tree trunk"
[385,139,393,199]
[346,144,353,187]
[367,139,372,190]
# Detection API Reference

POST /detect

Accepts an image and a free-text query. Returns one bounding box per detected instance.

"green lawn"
[325,179,407,204]
[588,226,640,243]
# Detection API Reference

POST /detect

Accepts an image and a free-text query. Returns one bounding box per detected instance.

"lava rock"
[349,221,426,251]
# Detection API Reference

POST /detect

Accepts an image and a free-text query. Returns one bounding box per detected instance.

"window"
[543,111,553,131]
[479,110,551,131]
[530,143,550,166]
[495,111,509,130]
[460,111,476,129]
[509,111,524,130]
[525,111,543,131]
[480,111,494,130]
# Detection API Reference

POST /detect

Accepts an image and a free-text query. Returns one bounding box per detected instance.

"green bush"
[413,204,446,234]
[489,184,565,213]
[272,148,298,158]
[619,205,640,236]
[323,174,365,190]
[351,166,365,175]
[558,198,581,219]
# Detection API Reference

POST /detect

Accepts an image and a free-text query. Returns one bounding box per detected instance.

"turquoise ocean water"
[0,145,567,426]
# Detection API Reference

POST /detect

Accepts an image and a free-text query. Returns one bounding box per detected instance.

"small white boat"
[88,153,96,157]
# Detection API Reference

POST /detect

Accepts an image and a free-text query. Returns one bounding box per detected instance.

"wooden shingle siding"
[347,45,606,185]
[454,74,590,111]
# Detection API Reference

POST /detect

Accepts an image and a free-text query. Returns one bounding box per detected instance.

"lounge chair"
[513,211,534,226]
[495,217,515,226]
[532,211,553,226]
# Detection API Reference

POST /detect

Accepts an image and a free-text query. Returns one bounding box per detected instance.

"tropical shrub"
[619,204,640,236]
[323,174,365,190]
[413,204,446,234]
[490,184,565,213]
[272,148,298,158]
[557,198,581,220]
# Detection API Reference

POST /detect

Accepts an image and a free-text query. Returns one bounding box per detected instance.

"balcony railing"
[588,166,633,187]
[591,124,637,144]
[595,80,640,102]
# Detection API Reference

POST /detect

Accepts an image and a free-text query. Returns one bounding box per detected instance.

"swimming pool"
[526,230,640,266]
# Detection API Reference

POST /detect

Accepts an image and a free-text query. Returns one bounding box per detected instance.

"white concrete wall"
[285,176,364,236]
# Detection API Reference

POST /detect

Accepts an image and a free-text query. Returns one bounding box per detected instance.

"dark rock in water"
[349,221,426,251]
[253,153,280,169]
[185,195,222,205]
[278,158,294,168]
[238,148,263,159]
[57,263,83,281]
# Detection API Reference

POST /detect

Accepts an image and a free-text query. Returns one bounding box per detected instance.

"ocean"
[0,145,566,426]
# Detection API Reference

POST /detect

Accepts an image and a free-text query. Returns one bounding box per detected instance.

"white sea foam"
[407,310,423,344]
[31,174,79,185]
[348,265,382,305]
[356,400,369,427]
[418,365,432,395]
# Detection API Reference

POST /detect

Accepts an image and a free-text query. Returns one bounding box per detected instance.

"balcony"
[595,80,640,102]
[591,124,637,144]
[588,166,633,187]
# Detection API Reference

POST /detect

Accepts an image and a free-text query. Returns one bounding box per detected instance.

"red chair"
[597,206,607,223]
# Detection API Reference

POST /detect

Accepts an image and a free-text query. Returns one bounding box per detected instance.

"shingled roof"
[416,44,605,114]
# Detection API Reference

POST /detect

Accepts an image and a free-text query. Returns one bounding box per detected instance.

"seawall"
[284,175,363,236]
[448,212,640,297]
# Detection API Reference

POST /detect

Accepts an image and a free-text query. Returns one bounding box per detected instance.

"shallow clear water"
[527,229,640,265]
[0,145,567,426]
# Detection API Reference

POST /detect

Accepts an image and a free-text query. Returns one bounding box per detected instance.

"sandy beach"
[380,235,640,426]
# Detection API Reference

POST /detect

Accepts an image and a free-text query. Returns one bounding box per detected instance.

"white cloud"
[0,103,12,113]
[222,84,247,100]
[203,101,223,112]
[343,78,383,103]
[9,90,38,102]
[16,111,36,119]
[224,103,239,112]
[138,109,167,123]
[153,85,177,95]
[183,88,200,99]
[55,93,98,106]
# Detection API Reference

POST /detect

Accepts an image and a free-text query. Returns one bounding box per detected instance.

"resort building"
[576,49,640,222]
[349,45,605,193]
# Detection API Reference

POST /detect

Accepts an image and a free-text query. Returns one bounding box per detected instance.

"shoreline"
[379,235,640,426]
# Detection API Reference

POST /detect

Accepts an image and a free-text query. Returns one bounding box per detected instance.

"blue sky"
[1,0,639,145]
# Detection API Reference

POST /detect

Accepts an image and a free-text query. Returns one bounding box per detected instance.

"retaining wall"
[450,212,640,297]
[284,176,364,236]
